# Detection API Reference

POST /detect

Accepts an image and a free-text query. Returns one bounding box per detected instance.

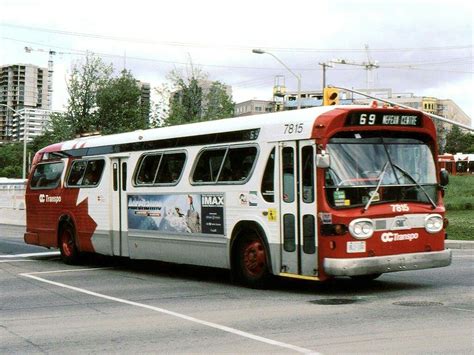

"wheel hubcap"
[243,240,266,277]
[61,231,73,257]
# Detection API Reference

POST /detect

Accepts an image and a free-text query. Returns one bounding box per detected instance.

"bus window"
[303,215,316,254]
[282,147,295,203]
[193,149,226,183]
[218,146,257,183]
[67,160,87,186]
[261,148,275,202]
[135,154,161,185]
[283,214,296,252]
[30,162,64,189]
[155,152,186,184]
[301,146,314,203]
[67,159,105,187]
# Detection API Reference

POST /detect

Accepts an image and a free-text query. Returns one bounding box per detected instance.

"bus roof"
[44,106,344,153]
[40,104,430,155]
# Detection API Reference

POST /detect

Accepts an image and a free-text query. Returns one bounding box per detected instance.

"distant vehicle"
[24,105,451,287]
[438,153,474,175]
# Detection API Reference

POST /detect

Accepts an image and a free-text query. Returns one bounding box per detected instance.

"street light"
[252,49,302,109]
[0,104,28,179]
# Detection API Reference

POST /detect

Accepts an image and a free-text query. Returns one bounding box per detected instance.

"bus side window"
[155,152,186,184]
[68,160,87,186]
[30,162,64,189]
[218,146,257,183]
[193,149,226,183]
[67,159,105,187]
[82,160,105,186]
[136,154,161,185]
[261,148,275,202]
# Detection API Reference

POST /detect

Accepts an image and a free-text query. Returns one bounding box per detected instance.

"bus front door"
[110,157,130,257]
[279,140,318,278]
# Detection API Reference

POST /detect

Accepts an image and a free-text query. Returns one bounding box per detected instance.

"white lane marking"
[0,251,60,258]
[0,259,36,263]
[26,267,112,275]
[21,271,318,354]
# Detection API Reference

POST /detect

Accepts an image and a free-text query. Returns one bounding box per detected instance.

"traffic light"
[323,88,340,106]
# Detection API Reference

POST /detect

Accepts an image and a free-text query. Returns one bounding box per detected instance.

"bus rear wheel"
[235,233,270,288]
[59,224,80,265]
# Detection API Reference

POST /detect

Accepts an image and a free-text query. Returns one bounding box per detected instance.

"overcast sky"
[1,0,473,122]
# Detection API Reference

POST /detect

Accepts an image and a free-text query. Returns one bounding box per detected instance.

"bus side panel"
[78,175,112,255]
[128,231,228,268]
[25,183,64,248]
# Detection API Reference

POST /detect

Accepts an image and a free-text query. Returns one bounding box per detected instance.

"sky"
[1,0,473,123]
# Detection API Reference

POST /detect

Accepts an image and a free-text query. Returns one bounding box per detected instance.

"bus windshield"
[325,133,438,208]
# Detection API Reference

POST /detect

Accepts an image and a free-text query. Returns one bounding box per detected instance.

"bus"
[24,105,452,287]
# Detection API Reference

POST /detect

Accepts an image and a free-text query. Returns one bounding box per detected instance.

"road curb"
[446,240,474,250]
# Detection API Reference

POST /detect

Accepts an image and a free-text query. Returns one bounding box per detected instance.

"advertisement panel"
[128,193,224,235]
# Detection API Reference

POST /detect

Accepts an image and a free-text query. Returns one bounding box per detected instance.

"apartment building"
[11,108,61,142]
[0,64,51,143]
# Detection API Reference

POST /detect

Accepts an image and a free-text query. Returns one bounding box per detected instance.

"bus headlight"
[425,214,443,234]
[349,219,374,239]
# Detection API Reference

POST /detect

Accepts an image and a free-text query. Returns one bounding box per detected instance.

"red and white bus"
[24,105,452,286]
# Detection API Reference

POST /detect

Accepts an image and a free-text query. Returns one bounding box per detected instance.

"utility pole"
[318,62,333,89]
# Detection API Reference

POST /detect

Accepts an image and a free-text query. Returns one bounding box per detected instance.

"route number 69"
[360,113,376,125]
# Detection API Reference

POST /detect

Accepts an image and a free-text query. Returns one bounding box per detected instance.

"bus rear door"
[279,140,318,278]
[110,156,130,257]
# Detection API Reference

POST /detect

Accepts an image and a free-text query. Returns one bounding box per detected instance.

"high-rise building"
[136,80,151,125]
[11,108,61,142]
[0,64,51,143]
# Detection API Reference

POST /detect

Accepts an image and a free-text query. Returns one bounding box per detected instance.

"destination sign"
[345,112,422,127]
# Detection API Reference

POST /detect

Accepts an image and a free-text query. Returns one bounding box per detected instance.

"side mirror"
[316,150,330,168]
[439,169,449,187]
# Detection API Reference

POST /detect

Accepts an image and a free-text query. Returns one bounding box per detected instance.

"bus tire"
[234,232,270,288]
[59,223,80,265]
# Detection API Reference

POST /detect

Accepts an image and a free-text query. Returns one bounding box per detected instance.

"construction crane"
[24,46,57,109]
[331,44,379,89]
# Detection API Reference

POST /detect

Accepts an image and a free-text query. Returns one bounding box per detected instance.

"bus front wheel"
[59,224,80,265]
[235,233,270,288]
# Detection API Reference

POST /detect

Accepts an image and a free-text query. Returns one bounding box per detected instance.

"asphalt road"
[1,226,473,354]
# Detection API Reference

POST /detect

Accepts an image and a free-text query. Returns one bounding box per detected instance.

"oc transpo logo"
[381,232,419,243]
[38,194,62,204]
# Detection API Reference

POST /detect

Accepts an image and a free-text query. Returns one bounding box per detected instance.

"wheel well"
[230,221,273,274]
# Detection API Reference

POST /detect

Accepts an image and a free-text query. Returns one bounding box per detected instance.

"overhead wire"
[1,23,472,53]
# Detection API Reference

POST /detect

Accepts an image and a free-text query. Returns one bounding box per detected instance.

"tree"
[0,143,22,178]
[157,65,235,127]
[203,81,235,121]
[65,54,113,135]
[445,125,473,153]
[96,70,147,134]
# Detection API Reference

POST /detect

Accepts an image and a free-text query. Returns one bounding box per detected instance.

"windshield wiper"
[392,163,437,209]
[363,161,390,212]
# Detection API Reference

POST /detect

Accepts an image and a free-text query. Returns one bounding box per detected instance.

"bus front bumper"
[323,249,452,277]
